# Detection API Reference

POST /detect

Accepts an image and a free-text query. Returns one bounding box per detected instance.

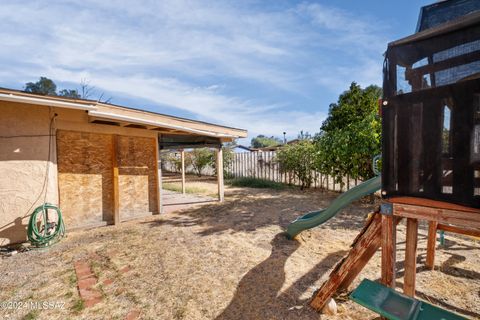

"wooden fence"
[226,151,361,192]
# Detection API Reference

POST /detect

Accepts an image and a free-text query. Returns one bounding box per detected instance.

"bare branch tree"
[79,78,112,103]
[97,92,113,104]
[80,78,95,99]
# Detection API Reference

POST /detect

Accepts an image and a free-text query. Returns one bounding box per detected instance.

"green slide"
[286,175,381,239]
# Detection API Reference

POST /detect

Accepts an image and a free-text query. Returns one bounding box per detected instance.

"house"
[0,88,247,245]
[231,144,254,153]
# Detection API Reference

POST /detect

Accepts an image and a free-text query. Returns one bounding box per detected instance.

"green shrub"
[187,148,214,176]
[227,177,285,189]
[276,140,317,189]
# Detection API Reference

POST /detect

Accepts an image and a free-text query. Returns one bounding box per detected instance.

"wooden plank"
[437,223,480,238]
[388,197,480,214]
[393,203,480,229]
[310,213,384,310]
[94,103,248,138]
[404,218,418,297]
[381,215,396,288]
[180,149,186,195]
[155,135,162,214]
[426,221,438,270]
[241,153,244,177]
[217,148,224,202]
[112,134,120,225]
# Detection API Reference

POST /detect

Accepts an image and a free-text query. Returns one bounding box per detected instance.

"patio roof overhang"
[0,88,247,142]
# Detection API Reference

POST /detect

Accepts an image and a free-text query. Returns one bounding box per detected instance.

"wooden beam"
[381,215,396,288]
[94,103,248,138]
[388,197,480,214]
[217,147,224,202]
[155,135,162,214]
[437,223,480,238]
[404,218,418,297]
[112,135,120,225]
[393,203,480,229]
[310,213,383,310]
[426,221,438,270]
[180,149,186,195]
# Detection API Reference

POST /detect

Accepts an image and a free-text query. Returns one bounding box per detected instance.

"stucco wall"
[0,102,58,245]
[1,101,159,245]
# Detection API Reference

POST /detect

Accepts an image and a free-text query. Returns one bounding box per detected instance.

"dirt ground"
[1,182,479,320]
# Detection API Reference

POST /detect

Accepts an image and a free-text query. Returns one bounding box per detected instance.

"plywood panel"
[117,135,158,219]
[57,130,114,227]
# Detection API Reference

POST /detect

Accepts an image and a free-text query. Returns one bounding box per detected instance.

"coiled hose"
[27,203,65,248]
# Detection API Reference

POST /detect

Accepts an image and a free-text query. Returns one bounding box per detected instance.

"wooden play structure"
[307,1,480,318]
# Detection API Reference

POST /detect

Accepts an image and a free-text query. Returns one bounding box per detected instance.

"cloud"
[0,0,388,140]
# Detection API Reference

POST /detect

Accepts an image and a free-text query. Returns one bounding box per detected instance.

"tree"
[58,89,81,98]
[320,82,382,133]
[188,148,214,176]
[297,131,312,140]
[211,147,234,177]
[24,77,57,96]
[276,140,317,189]
[314,82,382,183]
[24,77,112,102]
[250,135,282,148]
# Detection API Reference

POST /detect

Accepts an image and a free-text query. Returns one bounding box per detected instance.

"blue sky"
[0,0,432,143]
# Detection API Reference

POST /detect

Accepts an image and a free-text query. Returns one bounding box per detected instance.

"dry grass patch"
[0,183,478,319]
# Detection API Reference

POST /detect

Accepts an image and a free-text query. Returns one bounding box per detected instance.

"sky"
[0,0,432,143]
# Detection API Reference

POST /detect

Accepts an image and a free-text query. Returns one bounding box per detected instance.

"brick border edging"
[74,261,102,307]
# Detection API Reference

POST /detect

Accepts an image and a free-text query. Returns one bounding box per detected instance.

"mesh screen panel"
[383,21,480,208]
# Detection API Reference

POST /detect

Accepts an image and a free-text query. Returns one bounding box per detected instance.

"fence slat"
[226,151,362,193]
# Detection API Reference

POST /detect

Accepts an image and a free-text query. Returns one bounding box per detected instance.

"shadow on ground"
[145,188,375,236]
[215,233,346,320]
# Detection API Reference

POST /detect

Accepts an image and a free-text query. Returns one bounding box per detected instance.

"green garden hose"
[27,203,65,248]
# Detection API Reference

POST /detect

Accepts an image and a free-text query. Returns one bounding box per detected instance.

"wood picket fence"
[226,151,360,192]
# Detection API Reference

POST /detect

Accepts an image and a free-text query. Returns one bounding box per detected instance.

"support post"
[426,221,437,270]
[381,215,396,288]
[217,147,224,202]
[180,149,186,195]
[155,135,163,214]
[112,135,120,225]
[404,218,418,297]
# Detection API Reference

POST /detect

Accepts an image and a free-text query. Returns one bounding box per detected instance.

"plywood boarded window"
[57,130,114,227]
[117,135,158,219]
[117,136,158,219]
[57,130,158,228]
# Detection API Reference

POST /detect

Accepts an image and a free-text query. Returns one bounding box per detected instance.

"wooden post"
[155,135,163,214]
[381,215,396,288]
[404,218,418,297]
[180,149,186,195]
[217,147,224,202]
[426,221,438,270]
[112,135,120,225]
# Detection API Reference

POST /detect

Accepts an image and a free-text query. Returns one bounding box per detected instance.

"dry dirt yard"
[1,182,479,320]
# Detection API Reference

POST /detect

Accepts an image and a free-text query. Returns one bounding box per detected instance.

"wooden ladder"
[310,212,392,310]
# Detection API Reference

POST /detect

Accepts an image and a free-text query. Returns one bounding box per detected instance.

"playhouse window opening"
[396,66,412,95]
[442,104,452,154]
[412,57,429,68]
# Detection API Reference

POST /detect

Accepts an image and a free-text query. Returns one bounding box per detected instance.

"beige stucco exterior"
[0,102,58,245]
[0,90,246,246]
